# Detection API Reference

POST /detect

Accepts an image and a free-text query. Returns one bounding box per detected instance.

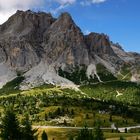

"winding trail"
[33,125,140,133]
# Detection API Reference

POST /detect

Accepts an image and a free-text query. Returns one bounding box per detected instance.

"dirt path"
[33,125,140,132]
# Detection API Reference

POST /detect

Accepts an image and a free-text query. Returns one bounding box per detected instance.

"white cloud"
[80,0,107,6]
[0,0,44,10]
[0,11,15,24]
[0,0,44,24]
[54,0,76,5]
[0,0,107,24]
[91,0,107,4]
[0,0,76,24]
[51,0,76,14]
[51,4,69,14]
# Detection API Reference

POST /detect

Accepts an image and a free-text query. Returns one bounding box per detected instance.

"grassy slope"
[80,81,140,106]
[0,82,139,127]
[0,76,24,96]
[117,64,132,81]
[34,105,136,127]
[0,77,140,139]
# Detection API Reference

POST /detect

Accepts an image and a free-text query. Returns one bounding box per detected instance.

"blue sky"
[0,0,140,52]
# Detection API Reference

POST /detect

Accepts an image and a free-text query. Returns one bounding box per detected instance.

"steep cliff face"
[43,12,89,66]
[0,10,55,40]
[85,33,115,56]
[0,10,139,89]
[0,10,55,71]
[111,43,140,82]
[85,33,124,71]
[0,10,120,71]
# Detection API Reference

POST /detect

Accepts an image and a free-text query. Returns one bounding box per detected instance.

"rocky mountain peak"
[111,42,124,51]
[0,10,55,40]
[85,32,116,56]
[59,12,72,20]
[48,12,79,32]
[15,10,54,21]
[0,10,139,88]
[43,12,88,65]
[58,12,75,26]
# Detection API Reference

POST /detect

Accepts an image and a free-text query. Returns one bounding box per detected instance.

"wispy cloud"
[54,0,76,5]
[51,3,69,14]
[0,0,44,11]
[0,0,77,24]
[0,0,107,24]
[51,0,76,14]
[91,0,107,4]
[81,0,107,6]
[0,0,44,24]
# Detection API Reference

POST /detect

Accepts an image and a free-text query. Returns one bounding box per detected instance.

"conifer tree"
[41,131,48,140]
[94,120,105,140]
[21,114,38,140]
[0,108,21,140]
[76,125,94,140]
[120,136,125,140]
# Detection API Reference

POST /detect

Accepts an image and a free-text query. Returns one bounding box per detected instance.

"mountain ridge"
[0,10,140,89]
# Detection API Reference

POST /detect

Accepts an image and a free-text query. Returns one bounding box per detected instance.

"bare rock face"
[0,45,7,63]
[0,10,55,40]
[85,32,115,56]
[85,33,123,72]
[0,63,16,88]
[0,10,55,71]
[43,12,89,66]
[111,43,140,81]
[0,10,139,88]
[0,10,120,71]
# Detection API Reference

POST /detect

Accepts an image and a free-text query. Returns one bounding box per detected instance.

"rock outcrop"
[85,33,115,56]
[43,12,89,66]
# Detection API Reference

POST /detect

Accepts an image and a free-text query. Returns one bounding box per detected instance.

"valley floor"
[37,127,140,140]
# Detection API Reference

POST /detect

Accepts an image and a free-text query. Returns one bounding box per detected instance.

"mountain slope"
[0,10,140,89]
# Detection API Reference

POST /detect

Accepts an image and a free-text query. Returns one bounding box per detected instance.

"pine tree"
[94,120,105,140]
[120,136,125,140]
[0,108,21,140]
[76,125,94,140]
[45,113,48,121]
[41,131,48,140]
[69,135,74,140]
[21,114,38,140]
[109,114,112,122]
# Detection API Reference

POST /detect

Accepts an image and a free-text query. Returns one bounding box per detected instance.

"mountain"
[0,10,140,89]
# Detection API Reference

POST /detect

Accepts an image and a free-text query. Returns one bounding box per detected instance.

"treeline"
[72,122,105,140]
[44,107,74,120]
[58,64,116,85]
[0,90,140,124]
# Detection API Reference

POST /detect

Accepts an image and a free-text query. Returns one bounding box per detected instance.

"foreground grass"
[37,128,140,140]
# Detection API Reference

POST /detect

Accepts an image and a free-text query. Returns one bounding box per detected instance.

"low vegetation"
[0,76,24,96]
[80,81,140,106]
[0,72,140,139]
